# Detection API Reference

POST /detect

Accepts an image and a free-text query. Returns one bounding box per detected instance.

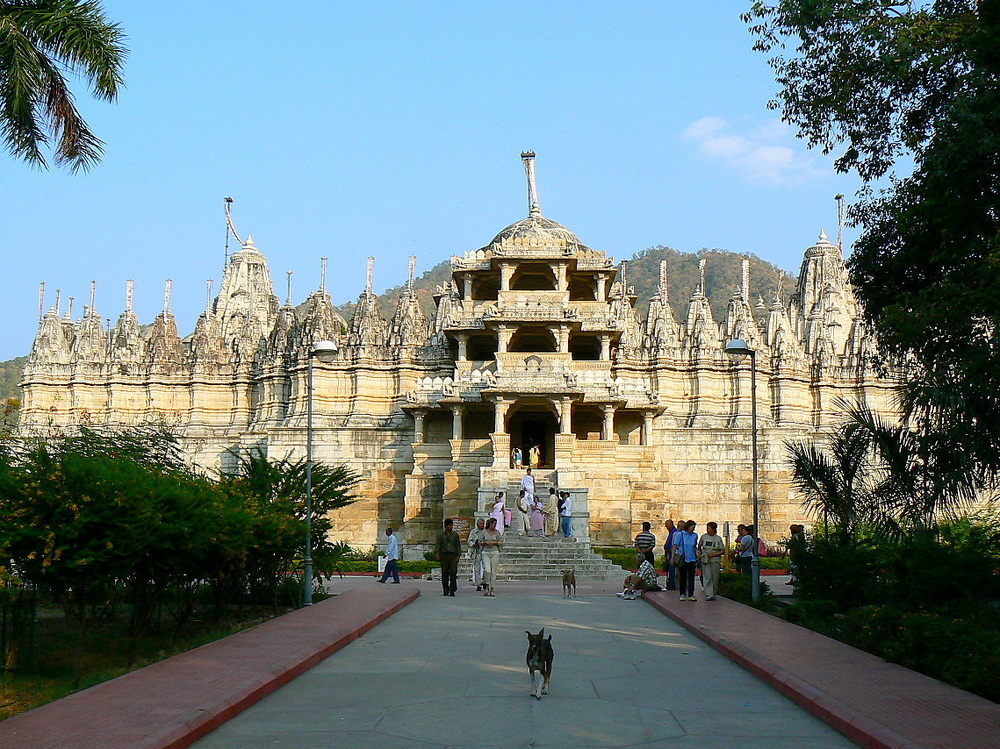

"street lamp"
[304,339,339,606]
[724,338,760,603]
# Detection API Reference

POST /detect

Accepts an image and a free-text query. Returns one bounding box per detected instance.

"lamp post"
[304,339,339,606]
[724,338,760,603]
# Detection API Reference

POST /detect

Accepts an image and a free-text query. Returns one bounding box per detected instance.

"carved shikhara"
[19,156,900,550]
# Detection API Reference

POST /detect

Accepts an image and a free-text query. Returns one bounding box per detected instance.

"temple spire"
[521,151,541,217]
[836,193,845,252]
[206,279,214,314]
[38,282,45,321]
[741,259,750,304]
[407,255,416,294]
[164,279,172,314]
[126,280,134,314]
[658,260,669,304]
[366,256,375,296]
[55,288,62,317]
[66,297,74,320]
[320,256,328,294]
[698,258,707,295]
[89,280,97,316]
[286,270,293,306]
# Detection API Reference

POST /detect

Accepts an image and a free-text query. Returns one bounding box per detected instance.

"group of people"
[488,471,574,540]
[511,443,542,469]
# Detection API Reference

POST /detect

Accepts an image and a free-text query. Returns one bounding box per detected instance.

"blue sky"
[1,2,867,360]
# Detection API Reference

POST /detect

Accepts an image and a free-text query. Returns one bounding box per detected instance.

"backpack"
[757,538,768,556]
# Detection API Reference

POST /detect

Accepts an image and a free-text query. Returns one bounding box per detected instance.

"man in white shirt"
[377,527,401,584]
[520,468,535,501]
[559,491,573,538]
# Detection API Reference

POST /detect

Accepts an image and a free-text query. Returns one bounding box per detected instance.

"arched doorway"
[507,402,558,469]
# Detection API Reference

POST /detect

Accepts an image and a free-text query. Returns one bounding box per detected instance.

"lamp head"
[724,338,755,361]
[311,339,338,363]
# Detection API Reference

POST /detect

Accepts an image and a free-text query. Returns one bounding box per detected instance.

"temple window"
[510,263,557,291]
[568,273,597,301]
[471,273,500,300]
[509,326,557,353]
[569,333,601,360]
[468,333,498,361]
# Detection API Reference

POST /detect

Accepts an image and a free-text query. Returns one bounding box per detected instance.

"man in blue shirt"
[377,527,401,584]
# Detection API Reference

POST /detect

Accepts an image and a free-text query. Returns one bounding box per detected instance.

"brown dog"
[561,568,576,597]
[525,628,553,699]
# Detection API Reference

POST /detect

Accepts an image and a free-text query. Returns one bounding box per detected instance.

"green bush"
[717,570,775,610]
[594,546,643,570]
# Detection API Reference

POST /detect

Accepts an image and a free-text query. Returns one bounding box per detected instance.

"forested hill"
[340,246,798,325]
[0,247,797,388]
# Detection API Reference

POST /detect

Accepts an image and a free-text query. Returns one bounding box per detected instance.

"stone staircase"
[459,532,627,582]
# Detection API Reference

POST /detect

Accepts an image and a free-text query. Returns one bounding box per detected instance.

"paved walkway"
[192,579,854,749]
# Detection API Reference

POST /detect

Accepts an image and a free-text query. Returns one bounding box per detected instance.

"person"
[736,524,755,576]
[435,518,462,596]
[544,487,560,537]
[467,517,486,591]
[787,523,805,582]
[675,520,699,601]
[516,489,532,535]
[377,527,401,584]
[530,495,545,536]
[511,446,522,468]
[698,521,726,600]
[480,517,503,596]
[490,491,506,536]
[662,519,678,590]
[559,491,573,538]
[617,558,661,599]
[634,521,656,566]
[529,442,541,469]
[520,468,535,503]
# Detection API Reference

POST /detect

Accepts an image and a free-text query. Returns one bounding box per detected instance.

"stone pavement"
[192,578,855,749]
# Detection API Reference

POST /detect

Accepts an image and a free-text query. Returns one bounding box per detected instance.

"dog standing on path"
[561,568,576,597]
[525,628,553,699]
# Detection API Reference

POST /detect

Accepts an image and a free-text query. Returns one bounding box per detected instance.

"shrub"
[717,570,775,609]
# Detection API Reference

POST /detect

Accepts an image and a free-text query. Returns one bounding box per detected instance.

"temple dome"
[488,214,583,248]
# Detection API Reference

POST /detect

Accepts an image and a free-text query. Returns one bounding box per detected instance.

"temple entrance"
[507,405,558,469]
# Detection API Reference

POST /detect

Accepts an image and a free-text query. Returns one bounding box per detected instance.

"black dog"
[525,628,553,699]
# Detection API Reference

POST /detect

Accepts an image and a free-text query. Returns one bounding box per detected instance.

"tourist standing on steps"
[520,468,535,503]
[530,494,545,536]
[490,491,506,536]
[511,446,522,468]
[544,487,560,537]
[377,527,401,584]
[467,517,486,591]
[516,490,532,535]
[529,442,541,468]
[559,491,573,538]
[436,518,462,596]
[662,519,678,590]
[480,517,503,596]
[698,521,726,600]
[634,521,656,566]
[675,520,699,601]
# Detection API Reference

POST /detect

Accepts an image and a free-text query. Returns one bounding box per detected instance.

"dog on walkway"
[525,628,553,699]
[561,568,576,597]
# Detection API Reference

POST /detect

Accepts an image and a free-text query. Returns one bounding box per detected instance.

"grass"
[0,604,287,721]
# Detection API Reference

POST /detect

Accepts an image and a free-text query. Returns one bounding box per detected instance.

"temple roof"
[488,214,583,249]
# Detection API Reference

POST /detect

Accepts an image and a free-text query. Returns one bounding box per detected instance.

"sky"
[1,2,869,361]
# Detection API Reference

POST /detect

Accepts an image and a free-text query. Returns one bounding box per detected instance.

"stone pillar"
[413,410,426,443]
[602,404,616,441]
[452,405,464,441]
[599,335,611,360]
[461,274,472,299]
[556,263,568,292]
[456,333,469,361]
[596,273,607,302]
[497,326,512,353]
[555,325,570,353]
[500,263,513,292]
[641,412,653,445]
[558,398,572,434]
[493,398,510,434]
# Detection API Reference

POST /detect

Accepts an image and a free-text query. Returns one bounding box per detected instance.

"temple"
[19,154,899,550]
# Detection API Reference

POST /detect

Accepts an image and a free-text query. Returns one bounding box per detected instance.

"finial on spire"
[698,258,707,294]
[521,151,541,217]
[774,270,784,302]
[206,279,214,314]
[408,255,416,294]
[741,259,750,305]
[835,193,845,252]
[66,297,74,320]
[224,196,244,268]
[126,280,134,314]
[320,257,328,294]
[286,270,293,306]
[55,289,62,317]
[819,229,829,243]
[366,256,375,296]
[164,279,172,314]
[89,280,97,316]
[38,282,45,321]
[658,260,669,304]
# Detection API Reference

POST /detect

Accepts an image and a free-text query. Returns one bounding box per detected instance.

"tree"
[0,0,127,171]
[747,2,1000,479]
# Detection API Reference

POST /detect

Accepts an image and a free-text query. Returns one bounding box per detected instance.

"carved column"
[452,404,465,440]
[493,398,510,434]
[596,273,608,302]
[602,403,616,441]
[555,263,568,292]
[456,333,469,361]
[555,325,570,353]
[599,335,611,360]
[641,411,653,445]
[558,398,572,434]
[497,325,512,353]
[500,263,513,292]
[413,409,426,443]
[460,274,472,299]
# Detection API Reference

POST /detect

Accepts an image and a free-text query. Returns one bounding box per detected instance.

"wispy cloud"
[683,117,827,184]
